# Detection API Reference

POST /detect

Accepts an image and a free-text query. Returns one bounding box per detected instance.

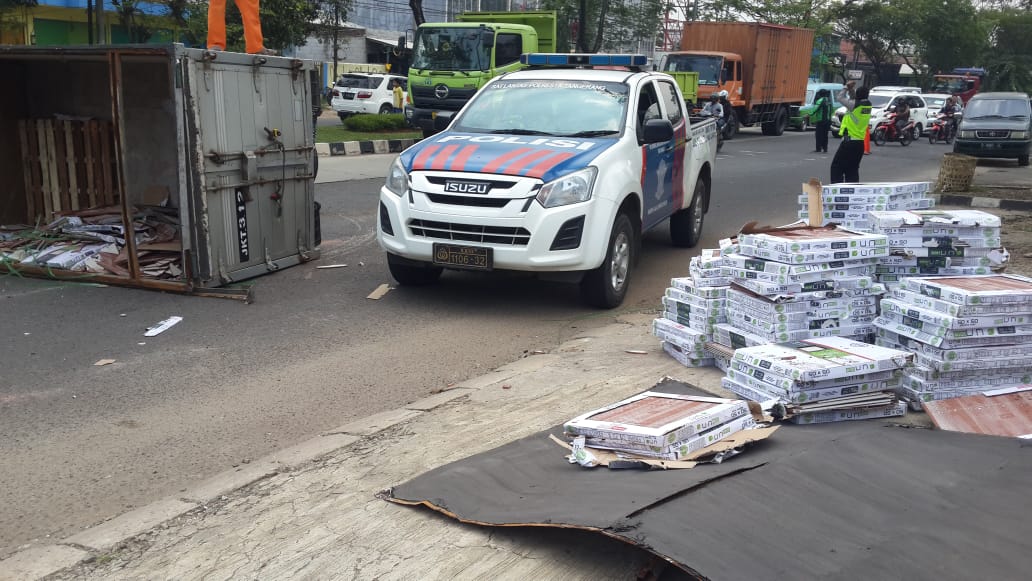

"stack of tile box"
[867,209,1008,287]
[564,392,756,460]
[721,336,912,423]
[797,182,935,230]
[874,274,1032,407]
[654,249,730,368]
[713,225,890,348]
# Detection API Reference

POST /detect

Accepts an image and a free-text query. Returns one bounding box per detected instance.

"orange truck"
[657,22,815,137]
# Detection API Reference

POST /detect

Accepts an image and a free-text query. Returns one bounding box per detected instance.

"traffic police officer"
[830,83,871,183]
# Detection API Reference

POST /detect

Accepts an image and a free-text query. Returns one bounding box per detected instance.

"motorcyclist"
[893,99,911,137]
[700,94,724,120]
[939,96,961,133]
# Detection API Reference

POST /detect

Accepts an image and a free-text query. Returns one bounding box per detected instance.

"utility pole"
[87,0,94,44]
[96,0,105,44]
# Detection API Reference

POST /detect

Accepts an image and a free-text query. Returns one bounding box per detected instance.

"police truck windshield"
[412,27,491,71]
[452,79,629,137]
[661,55,723,85]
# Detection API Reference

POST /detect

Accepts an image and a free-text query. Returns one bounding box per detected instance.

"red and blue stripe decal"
[401,133,614,183]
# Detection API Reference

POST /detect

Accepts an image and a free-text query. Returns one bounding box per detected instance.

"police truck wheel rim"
[609,231,630,292]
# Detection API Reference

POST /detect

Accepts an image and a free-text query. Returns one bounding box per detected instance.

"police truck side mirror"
[434,112,454,132]
[642,119,674,144]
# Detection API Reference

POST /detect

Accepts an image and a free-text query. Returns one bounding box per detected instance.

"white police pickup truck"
[377,53,719,308]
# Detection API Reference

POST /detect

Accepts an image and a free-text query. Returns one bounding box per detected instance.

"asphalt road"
[0,127,951,555]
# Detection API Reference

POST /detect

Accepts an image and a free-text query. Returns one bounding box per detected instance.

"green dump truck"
[405,11,557,137]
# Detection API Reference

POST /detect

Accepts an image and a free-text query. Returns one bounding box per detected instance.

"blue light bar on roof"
[519,53,648,67]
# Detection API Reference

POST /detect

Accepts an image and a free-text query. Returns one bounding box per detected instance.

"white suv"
[331,73,407,119]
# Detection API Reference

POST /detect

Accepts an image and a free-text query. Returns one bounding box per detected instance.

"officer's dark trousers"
[830,137,865,183]
[815,121,831,152]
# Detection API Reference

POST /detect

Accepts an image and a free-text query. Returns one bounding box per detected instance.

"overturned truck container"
[0,45,321,297]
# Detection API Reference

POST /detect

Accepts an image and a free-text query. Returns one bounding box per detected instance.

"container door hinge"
[297,231,311,260]
[242,151,258,182]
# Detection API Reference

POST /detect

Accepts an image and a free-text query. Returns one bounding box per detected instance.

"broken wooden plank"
[366,283,392,300]
[84,121,98,208]
[17,121,37,223]
[64,120,80,211]
[36,120,54,220]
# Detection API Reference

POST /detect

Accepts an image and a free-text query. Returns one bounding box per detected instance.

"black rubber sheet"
[386,380,1032,579]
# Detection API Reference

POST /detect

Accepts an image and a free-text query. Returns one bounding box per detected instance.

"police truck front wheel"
[670,179,707,248]
[387,253,443,286]
[581,213,634,309]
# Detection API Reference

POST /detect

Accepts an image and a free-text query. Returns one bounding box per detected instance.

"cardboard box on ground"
[650,179,1031,431]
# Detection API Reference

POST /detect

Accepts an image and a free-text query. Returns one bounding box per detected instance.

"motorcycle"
[927,113,959,144]
[873,112,916,146]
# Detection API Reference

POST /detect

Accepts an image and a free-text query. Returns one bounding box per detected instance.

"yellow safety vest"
[839,102,872,140]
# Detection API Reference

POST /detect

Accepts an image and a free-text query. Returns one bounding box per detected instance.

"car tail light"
[357,91,373,99]
[332,89,340,97]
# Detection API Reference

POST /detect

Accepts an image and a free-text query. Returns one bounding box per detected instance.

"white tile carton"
[879,298,1031,329]
[723,253,878,277]
[878,334,1032,362]
[789,401,907,424]
[661,342,714,367]
[739,244,889,265]
[901,372,1032,392]
[713,323,770,349]
[899,275,1032,307]
[664,287,726,312]
[722,376,781,403]
[653,318,709,350]
[670,277,728,299]
[914,352,1032,373]
[868,209,1002,229]
[822,182,931,196]
[583,415,758,460]
[725,366,891,404]
[888,288,1031,316]
[730,359,897,392]
[563,392,752,447]
[738,226,888,255]
[732,336,911,382]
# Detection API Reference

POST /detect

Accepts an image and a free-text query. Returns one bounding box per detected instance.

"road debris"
[93,359,116,366]
[316,264,348,269]
[144,316,183,337]
[366,284,392,300]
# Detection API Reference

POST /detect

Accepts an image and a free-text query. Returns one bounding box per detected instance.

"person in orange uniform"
[208,0,276,55]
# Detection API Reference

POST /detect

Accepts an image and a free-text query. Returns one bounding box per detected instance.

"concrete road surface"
[0,127,951,556]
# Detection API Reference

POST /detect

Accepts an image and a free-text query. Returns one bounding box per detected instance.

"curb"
[0,384,475,580]
[930,192,1032,211]
[324,138,419,157]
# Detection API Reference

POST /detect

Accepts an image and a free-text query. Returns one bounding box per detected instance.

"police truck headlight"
[536,167,597,208]
[960,130,975,139]
[1011,131,1028,139]
[385,158,409,196]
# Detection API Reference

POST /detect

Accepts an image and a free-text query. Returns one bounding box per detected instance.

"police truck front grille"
[425,193,513,208]
[550,216,585,251]
[976,130,1009,138]
[409,220,531,246]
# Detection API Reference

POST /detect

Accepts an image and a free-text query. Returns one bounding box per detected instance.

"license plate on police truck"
[433,244,492,270]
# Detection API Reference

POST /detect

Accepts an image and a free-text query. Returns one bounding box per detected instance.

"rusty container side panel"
[679,22,813,107]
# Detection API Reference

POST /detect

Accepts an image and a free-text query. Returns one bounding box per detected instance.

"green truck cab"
[660,70,700,108]
[405,11,557,137]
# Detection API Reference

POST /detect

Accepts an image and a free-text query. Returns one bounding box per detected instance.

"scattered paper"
[94,359,116,366]
[366,284,392,300]
[144,316,183,337]
[316,264,348,269]
[568,436,600,468]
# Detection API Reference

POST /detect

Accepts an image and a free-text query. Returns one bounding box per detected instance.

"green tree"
[831,1,911,84]
[910,0,986,78]
[313,0,351,82]
[981,9,1032,91]
[541,0,664,53]
[183,0,316,52]
[112,0,153,43]
[0,0,36,34]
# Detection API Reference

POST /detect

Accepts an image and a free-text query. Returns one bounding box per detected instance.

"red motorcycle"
[873,112,916,146]
[927,113,959,144]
